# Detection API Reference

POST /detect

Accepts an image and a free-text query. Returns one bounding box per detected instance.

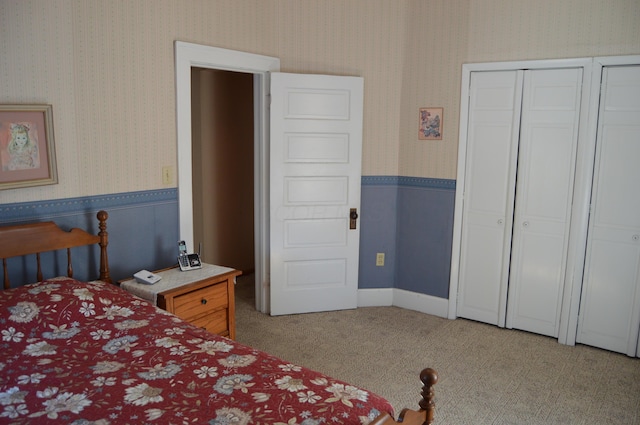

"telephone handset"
[178,240,202,271]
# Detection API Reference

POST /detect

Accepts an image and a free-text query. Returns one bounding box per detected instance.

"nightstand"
[119,263,241,339]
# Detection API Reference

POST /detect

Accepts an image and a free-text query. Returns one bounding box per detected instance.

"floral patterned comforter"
[0,277,393,424]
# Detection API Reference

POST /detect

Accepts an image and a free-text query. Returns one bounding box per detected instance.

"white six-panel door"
[576,65,640,355]
[270,72,364,316]
[506,69,583,337]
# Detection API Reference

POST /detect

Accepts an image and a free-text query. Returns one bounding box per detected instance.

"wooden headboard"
[0,210,110,289]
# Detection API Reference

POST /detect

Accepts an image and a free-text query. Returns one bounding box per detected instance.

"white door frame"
[449,57,594,345]
[175,41,280,313]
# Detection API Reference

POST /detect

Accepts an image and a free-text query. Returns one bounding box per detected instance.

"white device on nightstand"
[133,270,162,285]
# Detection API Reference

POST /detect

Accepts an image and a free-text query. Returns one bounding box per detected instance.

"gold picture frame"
[419,107,443,140]
[0,104,58,190]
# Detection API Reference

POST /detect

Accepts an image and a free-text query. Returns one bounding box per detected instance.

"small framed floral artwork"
[0,104,57,190]
[419,107,443,140]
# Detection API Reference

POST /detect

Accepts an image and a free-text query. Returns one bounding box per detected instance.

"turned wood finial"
[97,210,111,283]
[97,210,109,224]
[419,368,438,425]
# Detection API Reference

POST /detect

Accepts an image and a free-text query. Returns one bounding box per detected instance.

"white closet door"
[456,71,522,326]
[506,69,583,337]
[577,65,640,356]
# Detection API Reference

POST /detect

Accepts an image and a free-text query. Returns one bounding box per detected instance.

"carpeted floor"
[234,275,640,424]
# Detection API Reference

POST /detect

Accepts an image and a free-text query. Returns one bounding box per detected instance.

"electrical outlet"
[162,166,173,185]
[376,252,385,266]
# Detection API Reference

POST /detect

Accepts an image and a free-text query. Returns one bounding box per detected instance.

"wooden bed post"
[370,368,439,425]
[97,210,111,283]
[419,368,438,424]
[2,259,7,290]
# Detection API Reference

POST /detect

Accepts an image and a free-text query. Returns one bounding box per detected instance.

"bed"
[0,210,438,424]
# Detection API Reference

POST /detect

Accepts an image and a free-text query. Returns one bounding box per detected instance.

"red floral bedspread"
[0,277,393,424]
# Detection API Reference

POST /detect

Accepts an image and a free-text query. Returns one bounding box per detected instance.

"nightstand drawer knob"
[201,298,207,305]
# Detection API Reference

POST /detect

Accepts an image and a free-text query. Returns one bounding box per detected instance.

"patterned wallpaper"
[399,0,469,179]
[1,0,639,203]
[1,1,80,202]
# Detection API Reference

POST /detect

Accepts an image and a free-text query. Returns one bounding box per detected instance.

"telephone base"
[178,254,202,271]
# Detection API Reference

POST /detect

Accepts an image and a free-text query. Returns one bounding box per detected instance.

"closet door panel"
[457,71,521,326]
[580,239,640,345]
[578,65,640,356]
[507,69,583,337]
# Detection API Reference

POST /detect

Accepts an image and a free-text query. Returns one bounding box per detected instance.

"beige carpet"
[234,275,640,424]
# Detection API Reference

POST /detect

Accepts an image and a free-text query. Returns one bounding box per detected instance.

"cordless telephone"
[178,240,202,271]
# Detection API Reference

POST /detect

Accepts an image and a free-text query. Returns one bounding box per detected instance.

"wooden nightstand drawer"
[190,309,229,336]
[173,281,228,319]
[119,264,241,340]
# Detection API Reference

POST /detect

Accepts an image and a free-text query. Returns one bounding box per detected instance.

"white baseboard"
[392,288,449,318]
[358,288,449,318]
[358,288,394,307]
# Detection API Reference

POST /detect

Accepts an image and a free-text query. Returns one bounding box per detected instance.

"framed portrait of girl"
[0,104,57,190]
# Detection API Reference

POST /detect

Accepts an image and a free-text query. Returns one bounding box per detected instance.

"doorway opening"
[191,68,254,276]
[175,41,280,313]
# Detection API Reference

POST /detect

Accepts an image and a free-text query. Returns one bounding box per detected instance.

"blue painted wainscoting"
[0,189,179,286]
[359,176,455,313]
[2,178,455,314]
